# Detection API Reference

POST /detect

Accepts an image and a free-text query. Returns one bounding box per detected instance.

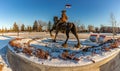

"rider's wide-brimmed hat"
[61,10,66,13]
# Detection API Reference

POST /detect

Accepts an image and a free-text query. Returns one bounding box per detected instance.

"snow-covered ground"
[8,38,120,67]
[0,33,120,71]
[0,36,15,71]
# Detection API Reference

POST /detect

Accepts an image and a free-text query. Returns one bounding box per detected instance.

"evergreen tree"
[13,22,19,36]
[21,24,25,31]
[27,26,32,34]
[1,27,4,36]
[47,21,52,31]
[33,20,38,32]
[13,22,19,32]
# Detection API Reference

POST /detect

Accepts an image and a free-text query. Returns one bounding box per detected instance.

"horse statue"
[50,16,80,48]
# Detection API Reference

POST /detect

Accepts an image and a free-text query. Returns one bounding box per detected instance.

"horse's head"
[53,16,59,24]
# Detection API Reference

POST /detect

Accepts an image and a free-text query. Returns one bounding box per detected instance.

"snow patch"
[8,38,120,67]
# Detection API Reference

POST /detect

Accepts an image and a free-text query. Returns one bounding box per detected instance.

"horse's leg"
[71,25,80,48]
[50,28,53,36]
[53,30,59,42]
[50,26,55,39]
[62,27,70,48]
[52,22,60,42]
[50,29,54,38]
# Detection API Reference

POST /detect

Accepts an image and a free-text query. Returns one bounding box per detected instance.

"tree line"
[1,21,119,34]
[0,20,52,33]
[77,24,120,33]
[0,13,119,34]
[77,13,119,34]
[0,20,120,33]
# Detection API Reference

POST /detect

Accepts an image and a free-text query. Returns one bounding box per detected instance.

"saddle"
[60,23,68,33]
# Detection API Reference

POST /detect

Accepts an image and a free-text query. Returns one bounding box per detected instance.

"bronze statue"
[50,16,80,48]
[59,10,68,24]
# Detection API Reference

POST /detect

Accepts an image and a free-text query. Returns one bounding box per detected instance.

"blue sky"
[0,0,120,29]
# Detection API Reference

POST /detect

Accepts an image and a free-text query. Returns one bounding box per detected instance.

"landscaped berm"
[7,35,120,71]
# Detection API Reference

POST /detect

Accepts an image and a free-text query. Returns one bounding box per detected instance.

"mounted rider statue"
[50,9,80,48]
[57,10,68,26]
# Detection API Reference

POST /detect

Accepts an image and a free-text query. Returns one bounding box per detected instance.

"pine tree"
[33,20,38,32]
[13,22,19,32]
[27,26,32,34]
[21,24,25,31]
[1,27,4,36]
[13,22,19,36]
[47,21,52,31]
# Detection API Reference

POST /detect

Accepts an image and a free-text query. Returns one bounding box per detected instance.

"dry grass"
[9,40,21,49]
[22,48,33,56]
[0,64,4,71]
[35,49,49,59]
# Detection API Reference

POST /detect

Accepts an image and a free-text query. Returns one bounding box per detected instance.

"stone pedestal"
[7,46,120,71]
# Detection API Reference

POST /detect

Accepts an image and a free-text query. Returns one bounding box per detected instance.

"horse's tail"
[71,23,77,32]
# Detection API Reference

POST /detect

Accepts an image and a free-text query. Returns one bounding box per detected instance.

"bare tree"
[95,27,99,33]
[100,25,104,33]
[88,25,94,32]
[74,20,80,32]
[79,24,85,32]
[38,20,47,27]
[110,13,117,39]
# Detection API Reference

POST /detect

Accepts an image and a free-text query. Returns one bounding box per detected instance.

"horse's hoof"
[75,44,81,48]
[62,43,68,48]
[52,40,56,42]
